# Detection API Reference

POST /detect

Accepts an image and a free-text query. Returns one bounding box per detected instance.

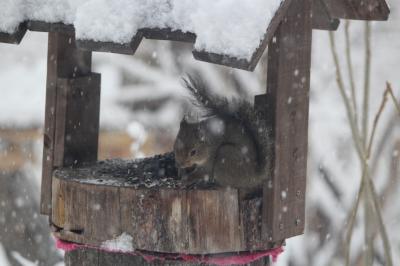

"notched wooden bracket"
[312,0,340,31]
[193,51,253,71]
[322,0,390,21]
[140,28,196,43]
[0,23,27,44]
[27,21,75,33]
[76,34,143,55]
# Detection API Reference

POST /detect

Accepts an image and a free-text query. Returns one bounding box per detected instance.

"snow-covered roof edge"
[0,0,292,70]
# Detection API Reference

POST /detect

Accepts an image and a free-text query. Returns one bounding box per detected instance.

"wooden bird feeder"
[0,0,389,265]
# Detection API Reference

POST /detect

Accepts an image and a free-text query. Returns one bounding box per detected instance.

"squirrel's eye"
[189,150,197,157]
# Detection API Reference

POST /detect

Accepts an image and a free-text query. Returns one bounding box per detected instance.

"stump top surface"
[54,153,183,189]
[54,153,219,190]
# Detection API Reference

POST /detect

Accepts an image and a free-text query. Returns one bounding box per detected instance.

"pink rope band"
[56,238,283,265]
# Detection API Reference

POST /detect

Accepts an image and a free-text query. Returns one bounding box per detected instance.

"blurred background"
[0,1,399,265]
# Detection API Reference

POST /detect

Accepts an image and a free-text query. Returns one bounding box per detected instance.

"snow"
[0,0,283,60]
[101,232,134,252]
[0,244,10,266]
[27,0,87,25]
[0,0,25,33]
[127,121,148,158]
[11,251,38,266]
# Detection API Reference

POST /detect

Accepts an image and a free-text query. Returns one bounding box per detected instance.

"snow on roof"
[0,0,283,60]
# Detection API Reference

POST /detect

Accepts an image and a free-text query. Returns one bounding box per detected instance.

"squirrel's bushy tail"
[182,75,267,172]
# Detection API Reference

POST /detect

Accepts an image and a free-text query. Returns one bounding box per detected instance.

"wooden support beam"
[260,0,312,242]
[312,0,340,31]
[322,0,389,20]
[27,21,74,33]
[76,35,143,55]
[0,23,27,44]
[141,28,196,43]
[53,75,100,167]
[40,31,98,215]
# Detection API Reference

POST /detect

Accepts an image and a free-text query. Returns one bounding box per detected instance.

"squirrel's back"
[182,76,267,173]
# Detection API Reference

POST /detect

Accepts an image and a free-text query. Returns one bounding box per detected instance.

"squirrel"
[174,76,269,190]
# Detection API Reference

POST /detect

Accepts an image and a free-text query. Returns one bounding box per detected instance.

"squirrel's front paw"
[179,165,212,188]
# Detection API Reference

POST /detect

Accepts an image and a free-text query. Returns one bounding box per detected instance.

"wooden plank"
[312,0,340,31]
[322,0,389,20]
[76,35,143,55]
[187,189,242,253]
[260,0,312,242]
[53,74,100,167]
[40,32,93,215]
[27,21,75,33]
[193,0,293,71]
[141,28,196,43]
[192,51,252,71]
[0,23,27,44]
[86,185,121,243]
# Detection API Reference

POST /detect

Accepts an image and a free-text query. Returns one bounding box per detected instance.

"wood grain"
[260,0,312,242]
[51,158,268,254]
[141,28,196,43]
[322,0,390,20]
[40,32,94,215]
[53,74,100,167]
[27,21,75,33]
[76,35,143,55]
[312,0,340,31]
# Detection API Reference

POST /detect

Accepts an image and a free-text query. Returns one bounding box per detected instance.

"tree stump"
[51,153,277,265]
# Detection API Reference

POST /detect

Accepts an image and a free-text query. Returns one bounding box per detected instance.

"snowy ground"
[0,1,399,265]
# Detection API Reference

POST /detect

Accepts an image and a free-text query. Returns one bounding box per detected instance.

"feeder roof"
[0,0,390,71]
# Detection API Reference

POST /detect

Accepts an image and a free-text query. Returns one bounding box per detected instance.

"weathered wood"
[40,32,94,215]
[53,75,100,167]
[76,35,143,55]
[193,0,293,71]
[51,156,269,254]
[260,0,312,242]
[192,51,252,71]
[27,21,75,33]
[322,0,390,20]
[141,28,196,43]
[0,23,27,44]
[312,0,340,31]
[65,248,271,266]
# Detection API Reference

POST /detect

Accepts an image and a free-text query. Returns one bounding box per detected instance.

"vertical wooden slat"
[261,0,312,242]
[40,31,96,215]
[53,75,101,167]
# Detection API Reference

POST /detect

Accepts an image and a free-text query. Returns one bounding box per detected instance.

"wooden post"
[40,31,100,215]
[261,0,312,242]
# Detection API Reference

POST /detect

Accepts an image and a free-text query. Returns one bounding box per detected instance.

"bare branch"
[329,32,365,159]
[345,21,359,127]
[362,22,371,147]
[386,82,400,115]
